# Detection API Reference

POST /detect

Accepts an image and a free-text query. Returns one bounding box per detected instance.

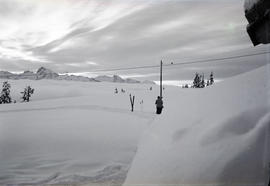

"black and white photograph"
[0,0,269,185]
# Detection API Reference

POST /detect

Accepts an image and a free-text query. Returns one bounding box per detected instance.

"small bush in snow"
[21,86,34,102]
[0,81,12,104]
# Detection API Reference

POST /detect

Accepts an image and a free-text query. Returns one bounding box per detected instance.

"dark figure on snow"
[268,163,270,186]
[155,96,163,114]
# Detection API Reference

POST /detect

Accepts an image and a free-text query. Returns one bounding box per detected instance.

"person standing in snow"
[155,96,163,114]
[268,162,270,186]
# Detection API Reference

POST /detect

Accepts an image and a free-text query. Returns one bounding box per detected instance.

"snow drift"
[0,65,269,185]
[0,80,157,185]
[125,65,270,185]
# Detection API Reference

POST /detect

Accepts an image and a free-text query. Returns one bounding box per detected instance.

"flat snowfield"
[0,65,270,186]
[0,81,156,185]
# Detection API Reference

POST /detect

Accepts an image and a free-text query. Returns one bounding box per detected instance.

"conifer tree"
[210,72,214,85]
[207,80,210,86]
[21,86,34,102]
[0,81,12,104]
[201,74,205,88]
[193,73,200,88]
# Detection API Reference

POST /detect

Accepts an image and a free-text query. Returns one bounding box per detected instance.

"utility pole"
[160,60,163,98]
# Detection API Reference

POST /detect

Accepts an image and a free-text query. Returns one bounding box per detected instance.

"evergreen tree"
[201,74,205,88]
[199,75,202,88]
[206,80,210,86]
[0,81,12,104]
[193,73,200,88]
[210,72,214,85]
[21,86,34,102]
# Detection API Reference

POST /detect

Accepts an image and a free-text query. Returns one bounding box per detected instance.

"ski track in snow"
[0,104,154,120]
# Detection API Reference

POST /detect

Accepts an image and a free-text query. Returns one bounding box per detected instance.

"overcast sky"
[0,0,269,81]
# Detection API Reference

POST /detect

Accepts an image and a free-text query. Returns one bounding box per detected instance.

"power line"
[89,51,270,72]
[169,51,270,67]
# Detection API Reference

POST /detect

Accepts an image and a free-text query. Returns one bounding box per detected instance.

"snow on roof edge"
[244,0,260,11]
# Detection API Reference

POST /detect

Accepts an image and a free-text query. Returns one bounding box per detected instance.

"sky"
[0,0,269,82]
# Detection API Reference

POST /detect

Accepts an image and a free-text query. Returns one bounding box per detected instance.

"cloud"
[66,61,99,67]
[0,45,50,63]
[0,0,267,81]
[0,0,148,62]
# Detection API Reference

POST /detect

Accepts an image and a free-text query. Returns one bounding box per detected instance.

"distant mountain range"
[0,67,156,85]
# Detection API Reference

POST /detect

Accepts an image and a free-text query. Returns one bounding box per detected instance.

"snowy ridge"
[95,75,141,84]
[125,65,270,185]
[0,67,155,84]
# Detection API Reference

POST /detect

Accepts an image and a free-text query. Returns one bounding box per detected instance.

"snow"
[36,67,59,79]
[0,80,157,185]
[125,65,270,185]
[0,65,269,185]
[244,0,260,11]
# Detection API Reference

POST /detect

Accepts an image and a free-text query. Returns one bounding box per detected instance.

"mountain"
[36,67,59,80]
[126,78,140,84]
[95,75,142,84]
[0,71,17,79]
[0,67,155,84]
[56,74,98,82]
[95,75,114,82]
[142,80,156,85]
[18,71,36,80]
[113,75,125,83]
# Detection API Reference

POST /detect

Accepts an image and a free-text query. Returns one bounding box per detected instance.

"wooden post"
[129,94,135,112]
[160,60,163,98]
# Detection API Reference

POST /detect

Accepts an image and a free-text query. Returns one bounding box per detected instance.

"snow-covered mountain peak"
[36,67,59,79]
[0,67,155,85]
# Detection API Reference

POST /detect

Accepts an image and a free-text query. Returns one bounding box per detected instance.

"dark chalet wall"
[245,0,270,46]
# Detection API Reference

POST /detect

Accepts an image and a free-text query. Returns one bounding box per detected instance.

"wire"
[89,51,270,72]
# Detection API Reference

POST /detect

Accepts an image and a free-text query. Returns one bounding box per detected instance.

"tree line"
[192,72,214,88]
[182,72,214,88]
[0,81,34,104]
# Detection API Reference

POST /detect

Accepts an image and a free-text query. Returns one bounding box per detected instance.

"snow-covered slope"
[18,71,37,80]
[0,71,17,79]
[36,67,59,79]
[125,65,270,185]
[126,78,140,84]
[1,65,268,185]
[56,74,97,82]
[95,75,143,84]
[94,75,114,82]
[0,79,157,185]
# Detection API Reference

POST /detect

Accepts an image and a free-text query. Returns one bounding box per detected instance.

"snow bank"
[125,65,270,185]
[0,80,157,185]
[244,0,260,11]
